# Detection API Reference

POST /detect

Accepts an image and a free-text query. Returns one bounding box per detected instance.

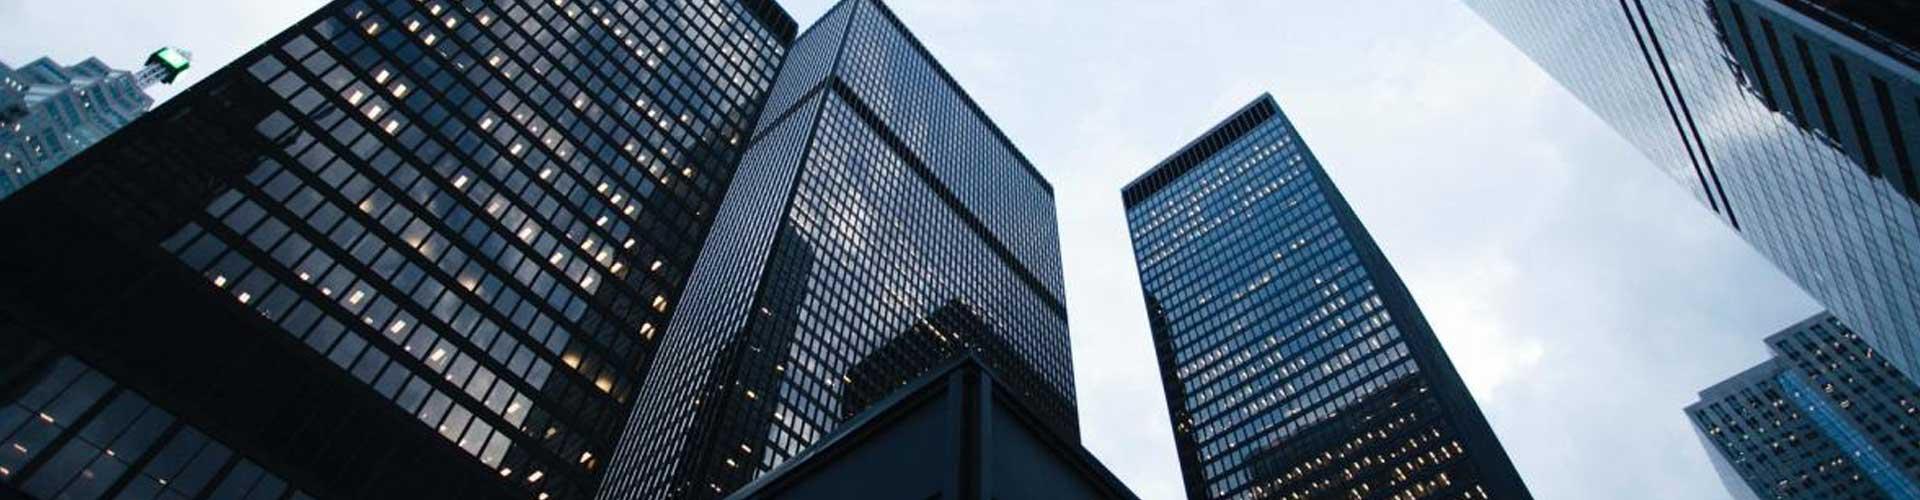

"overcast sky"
[2,0,1827,498]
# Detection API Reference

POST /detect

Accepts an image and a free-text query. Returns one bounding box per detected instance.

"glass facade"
[0,0,795,499]
[0,52,175,199]
[1688,313,1920,499]
[1,337,309,500]
[1124,95,1530,499]
[1466,0,1920,386]
[597,1,1073,498]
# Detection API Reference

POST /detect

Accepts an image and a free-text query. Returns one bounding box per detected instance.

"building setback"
[597,0,1075,498]
[1123,95,1531,499]
[1688,313,1920,499]
[0,48,189,198]
[0,0,794,498]
[724,356,1136,500]
[1465,0,1920,385]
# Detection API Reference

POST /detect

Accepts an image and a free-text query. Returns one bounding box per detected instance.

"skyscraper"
[1465,0,1920,384]
[723,356,1137,500]
[597,0,1074,498]
[0,0,794,498]
[1687,313,1920,499]
[1124,95,1531,499]
[0,48,190,198]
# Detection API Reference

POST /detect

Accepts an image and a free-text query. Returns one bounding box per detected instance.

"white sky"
[1,1,1824,498]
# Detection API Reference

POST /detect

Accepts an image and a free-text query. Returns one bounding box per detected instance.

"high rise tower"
[0,0,794,498]
[1123,95,1531,499]
[0,47,189,198]
[1688,313,1920,499]
[597,0,1074,498]
[1466,0,1920,384]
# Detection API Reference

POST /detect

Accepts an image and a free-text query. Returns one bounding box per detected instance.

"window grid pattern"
[1691,314,1920,499]
[1466,0,1920,387]
[1,354,308,500]
[600,86,826,500]
[743,91,1069,472]
[603,1,1072,498]
[835,0,1066,306]
[1690,360,1876,499]
[1128,99,1503,499]
[146,0,788,498]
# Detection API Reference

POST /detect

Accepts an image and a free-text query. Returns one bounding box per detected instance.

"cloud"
[881,2,1817,499]
[1414,250,1548,397]
[4,1,1825,499]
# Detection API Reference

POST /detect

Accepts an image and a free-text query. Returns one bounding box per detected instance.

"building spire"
[135,47,191,89]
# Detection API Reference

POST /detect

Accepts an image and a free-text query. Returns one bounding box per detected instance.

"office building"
[1124,95,1531,499]
[0,48,189,198]
[0,0,795,498]
[1466,0,1920,384]
[598,0,1074,497]
[724,356,1136,500]
[1688,313,1920,499]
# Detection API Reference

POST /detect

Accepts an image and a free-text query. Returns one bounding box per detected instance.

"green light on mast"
[146,47,192,84]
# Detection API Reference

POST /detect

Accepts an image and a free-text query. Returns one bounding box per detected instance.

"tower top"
[142,47,191,85]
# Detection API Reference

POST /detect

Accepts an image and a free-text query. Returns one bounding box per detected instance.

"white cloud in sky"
[4,1,1827,499]
[799,2,1821,499]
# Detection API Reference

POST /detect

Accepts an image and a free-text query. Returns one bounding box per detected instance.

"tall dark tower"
[1123,95,1532,499]
[0,0,794,498]
[596,0,1074,498]
[1466,0,1920,385]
